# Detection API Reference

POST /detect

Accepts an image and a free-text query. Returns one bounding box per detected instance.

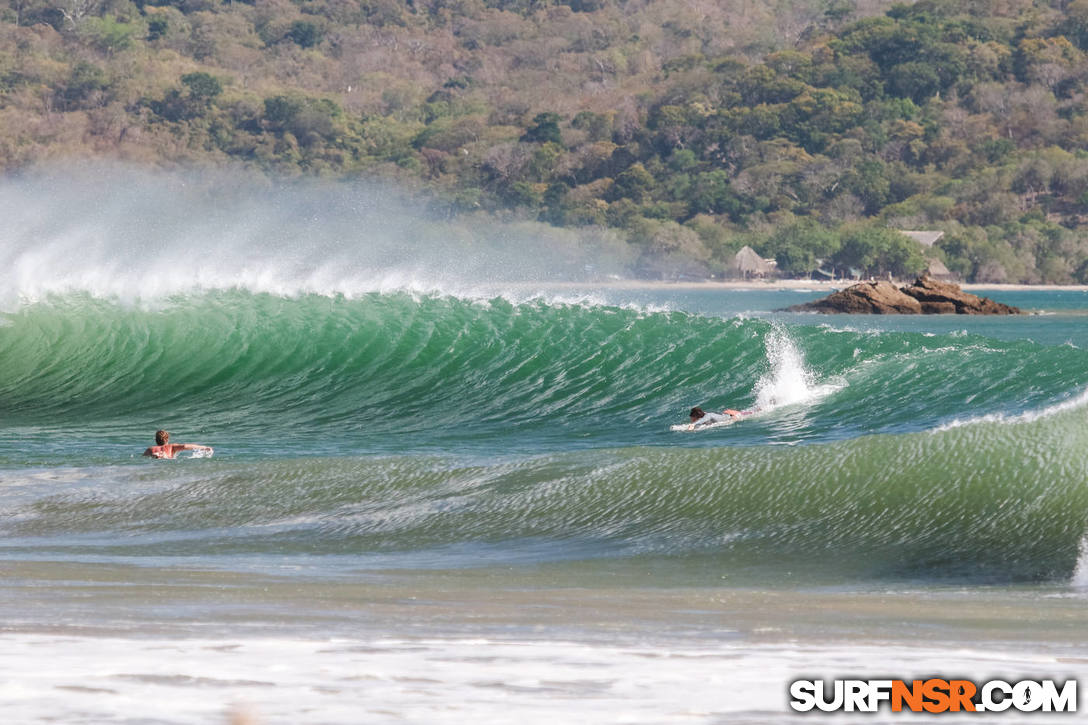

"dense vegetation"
[4,0,1088,282]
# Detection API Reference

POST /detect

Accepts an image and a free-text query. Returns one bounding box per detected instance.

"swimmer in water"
[143,429,213,459]
[688,406,752,430]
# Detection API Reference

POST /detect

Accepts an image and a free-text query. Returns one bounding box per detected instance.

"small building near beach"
[900,230,945,247]
[731,245,775,279]
[925,257,955,281]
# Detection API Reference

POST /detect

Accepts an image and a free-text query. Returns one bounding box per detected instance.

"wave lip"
[934,387,1088,431]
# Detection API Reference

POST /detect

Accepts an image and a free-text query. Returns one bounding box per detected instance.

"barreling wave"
[4,287,1088,582]
[2,290,1087,452]
[0,291,756,441]
[5,400,1088,582]
[4,168,1087,586]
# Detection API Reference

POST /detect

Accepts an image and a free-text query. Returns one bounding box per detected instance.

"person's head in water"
[143,430,212,459]
[689,407,706,422]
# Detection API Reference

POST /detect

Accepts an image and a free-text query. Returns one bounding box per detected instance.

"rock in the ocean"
[899,275,1020,314]
[786,275,1020,314]
[787,280,921,314]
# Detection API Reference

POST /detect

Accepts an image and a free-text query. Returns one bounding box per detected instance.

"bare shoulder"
[144,445,169,458]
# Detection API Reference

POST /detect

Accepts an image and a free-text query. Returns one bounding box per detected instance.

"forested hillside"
[4,0,1088,282]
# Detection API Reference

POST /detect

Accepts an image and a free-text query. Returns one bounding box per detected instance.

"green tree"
[767,219,839,276]
[844,159,891,214]
[571,111,612,142]
[146,16,168,41]
[885,62,941,103]
[522,112,562,145]
[834,226,923,278]
[610,162,655,203]
[264,96,304,129]
[874,230,925,278]
[775,244,817,276]
[181,72,222,103]
[833,227,880,275]
[60,61,108,110]
[286,21,323,48]
[80,17,136,54]
[689,170,743,218]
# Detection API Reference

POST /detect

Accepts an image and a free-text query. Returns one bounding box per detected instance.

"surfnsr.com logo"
[789,679,1078,713]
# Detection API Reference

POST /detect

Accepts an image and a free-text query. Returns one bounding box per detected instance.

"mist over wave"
[0,165,632,308]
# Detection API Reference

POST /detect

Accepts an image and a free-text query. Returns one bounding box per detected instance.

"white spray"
[752,324,839,412]
[0,164,634,310]
[1071,537,1088,588]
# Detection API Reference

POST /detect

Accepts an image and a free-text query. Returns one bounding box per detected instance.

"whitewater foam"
[4,633,1087,725]
[752,324,842,411]
[0,166,633,311]
[934,386,1088,431]
[1072,537,1088,587]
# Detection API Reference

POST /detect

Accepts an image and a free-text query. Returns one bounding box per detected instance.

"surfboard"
[670,418,737,432]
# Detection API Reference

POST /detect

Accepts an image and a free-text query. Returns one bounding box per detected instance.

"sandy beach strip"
[529,279,1088,292]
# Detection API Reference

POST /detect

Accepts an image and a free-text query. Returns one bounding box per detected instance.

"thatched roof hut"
[900,231,945,247]
[731,245,774,278]
[925,257,954,280]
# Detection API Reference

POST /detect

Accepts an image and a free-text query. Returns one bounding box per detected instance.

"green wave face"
[2,291,1085,448]
[0,292,766,449]
[3,291,1087,582]
[5,407,1088,582]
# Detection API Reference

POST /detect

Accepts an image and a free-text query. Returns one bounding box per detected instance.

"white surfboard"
[670,418,737,432]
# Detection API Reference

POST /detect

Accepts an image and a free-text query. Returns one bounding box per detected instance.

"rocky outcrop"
[789,280,922,314]
[898,275,1020,314]
[786,275,1021,314]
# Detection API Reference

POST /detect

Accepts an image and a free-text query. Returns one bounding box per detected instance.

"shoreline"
[553,279,1088,292]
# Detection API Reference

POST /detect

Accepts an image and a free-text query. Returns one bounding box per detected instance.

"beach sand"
[555,278,1088,292]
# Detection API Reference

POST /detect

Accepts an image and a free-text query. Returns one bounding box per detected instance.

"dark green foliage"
[605,163,652,203]
[522,112,562,145]
[148,72,223,121]
[286,21,323,48]
[260,96,342,146]
[0,0,1087,281]
[689,170,743,219]
[264,96,304,128]
[766,220,839,275]
[60,62,109,110]
[146,16,168,41]
[567,0,605,11]
[181,72,222,101]
[504,180,542,206]
[886,61,941,103]
[833,226,925,277]
[148,89,189,122]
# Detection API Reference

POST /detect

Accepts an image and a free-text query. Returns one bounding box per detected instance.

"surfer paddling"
[688,406,753,430]
[143,430,213,459]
